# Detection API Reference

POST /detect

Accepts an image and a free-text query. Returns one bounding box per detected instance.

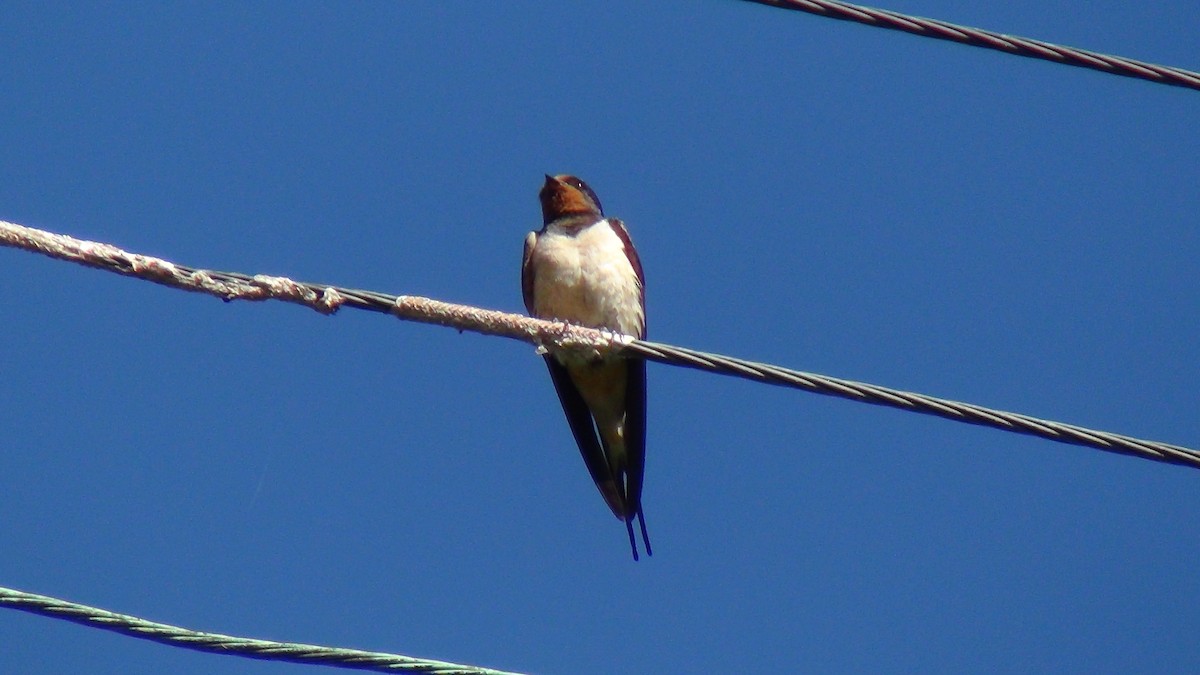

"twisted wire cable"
[624,340,1200,467]
[742,0,1200,92]
[0,586,524,674]
[4,219,1194,470]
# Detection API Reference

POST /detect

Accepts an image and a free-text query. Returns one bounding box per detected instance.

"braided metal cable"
[0,586,524,674]
[624,340,1200,468]
[742,0,1200,91]
[3,219,1195,471]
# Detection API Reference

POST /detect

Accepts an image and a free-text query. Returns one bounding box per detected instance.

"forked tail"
[624,508,652,561]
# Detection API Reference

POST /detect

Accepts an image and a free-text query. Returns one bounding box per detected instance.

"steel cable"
[742,0,1200,91]
[0,586,524,674]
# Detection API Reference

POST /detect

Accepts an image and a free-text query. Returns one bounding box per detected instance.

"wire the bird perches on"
[0,586,525,675]
[742,0,1200,92]
[2,218,1195,470]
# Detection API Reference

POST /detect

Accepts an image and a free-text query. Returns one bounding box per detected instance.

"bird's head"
[539,174,604,225]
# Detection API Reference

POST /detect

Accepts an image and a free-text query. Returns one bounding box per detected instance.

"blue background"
[2,2,1197,673]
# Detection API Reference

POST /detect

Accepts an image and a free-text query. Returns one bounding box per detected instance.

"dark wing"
[521,231,537,315]
[543,356,625,518]
[622,357,647,515]
[622,356,650,558]
[609,218,651,557]
[607,218,645,336]
[606,217,647,506]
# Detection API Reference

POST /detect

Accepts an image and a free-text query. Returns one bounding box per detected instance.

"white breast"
[531,219,644,338]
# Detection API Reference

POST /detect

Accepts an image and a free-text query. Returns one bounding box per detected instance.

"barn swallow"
[521,174,651,560]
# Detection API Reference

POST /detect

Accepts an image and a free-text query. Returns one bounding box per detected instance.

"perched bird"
[521,174,651,560]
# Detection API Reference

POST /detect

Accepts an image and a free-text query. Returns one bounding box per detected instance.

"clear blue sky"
[2,2,1197,673]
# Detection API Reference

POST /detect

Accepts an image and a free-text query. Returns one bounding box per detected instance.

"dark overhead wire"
[741,0,1200,91]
